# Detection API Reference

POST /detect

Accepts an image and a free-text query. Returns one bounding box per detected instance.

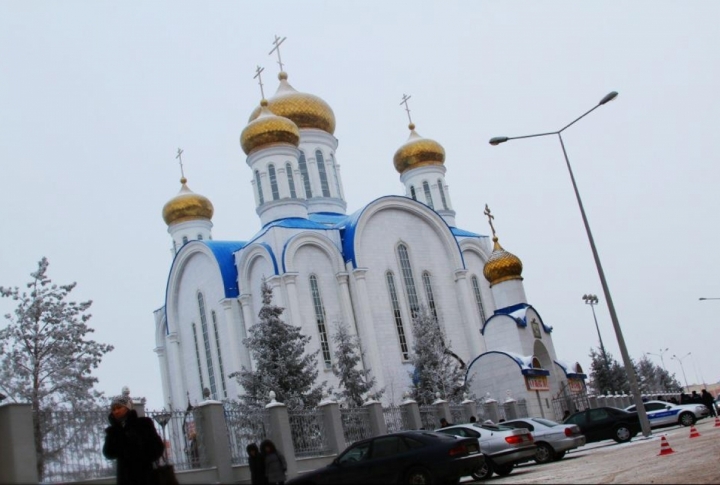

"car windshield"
[531,418,558,427]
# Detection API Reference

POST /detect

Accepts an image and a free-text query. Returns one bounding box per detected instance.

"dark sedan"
[287,431,484,484]
[564,407,641,443]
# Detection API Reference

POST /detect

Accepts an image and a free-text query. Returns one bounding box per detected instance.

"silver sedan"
[501,417,586,464]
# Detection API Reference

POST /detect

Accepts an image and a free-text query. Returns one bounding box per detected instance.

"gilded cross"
[254,65,266,99]
[400,94,413,125]
[176,148,185,180]
[484,204,497,238]
[269,35,287,72]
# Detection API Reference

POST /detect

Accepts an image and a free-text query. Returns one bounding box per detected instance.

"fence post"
[266,393,298,480]
[503,398,518,421]
[0,403,39,485]
[483,398,500,423]
[363,399,387,437]
[462,395,477,422]
[195,400,233,484]
[596,395,606,408]
[400,396,422,430]
[433,393,451,425]
[318,396,345,454]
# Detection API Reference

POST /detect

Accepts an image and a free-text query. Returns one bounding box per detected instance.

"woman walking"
[261,439,287,485]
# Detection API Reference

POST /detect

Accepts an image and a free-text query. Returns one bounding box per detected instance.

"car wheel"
[471,458,493,481]
[679,412,696,427]
[405,467,434,485]
[494,463,514,477]
[554,451,567,461]
[534,443,555,464]
[613,424,632,443]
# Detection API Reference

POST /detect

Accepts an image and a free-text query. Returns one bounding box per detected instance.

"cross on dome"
[269,35,287,73]
[175,148,186,183]
[254,65,266,100]
[400,94,415,129]
[484,204,497,238]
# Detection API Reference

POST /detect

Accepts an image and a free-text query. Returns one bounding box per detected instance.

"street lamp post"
[699,297,720,301]
[646,348,669,373]
[489,91,652,437]
[582,294,610,369]
[672,353,691,392]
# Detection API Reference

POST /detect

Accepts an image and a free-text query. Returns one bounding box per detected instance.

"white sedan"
[625,400,709,427]
[502,417,586,464]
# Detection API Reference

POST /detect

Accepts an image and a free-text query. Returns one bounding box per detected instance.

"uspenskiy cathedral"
[153,41,587,418]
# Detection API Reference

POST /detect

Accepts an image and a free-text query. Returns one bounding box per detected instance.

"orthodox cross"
[254,65,266,99]
[269,35,287,72]
[400,94,414,125]
[175,148,186,180]
[484,204,497,238]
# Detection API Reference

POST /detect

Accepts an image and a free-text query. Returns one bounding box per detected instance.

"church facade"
[153,64,586,418]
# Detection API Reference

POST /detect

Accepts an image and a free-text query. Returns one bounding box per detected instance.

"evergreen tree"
[409,306,466,405]
[588,348,631,394]
[331,321,382,406]
[230,280,325,410]
[635,355,682,393]
[0,258,114,478]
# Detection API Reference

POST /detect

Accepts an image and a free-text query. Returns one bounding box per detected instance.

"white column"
[335,273,358,337]
[295,168,307,199]
[443,181,454,210]
[431,181,445,211]
[454,269,484,358]
[251,179,261,206]
[260,170,272,204]
[334,162,346,200]
[282,272,302,328]
[351,268,385,391]
[277,164,290,199]
[154,346,173,409]
[221,299,244,376]
[166,332,188,407]
[238,295,255,370]
[308,157,322,198]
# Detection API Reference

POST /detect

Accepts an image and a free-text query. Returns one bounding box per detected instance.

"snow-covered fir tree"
[408,306,466,405]
[230,280,325,410]
[331,321,382,406]
[0,258,114,478]
[635,354,681,393]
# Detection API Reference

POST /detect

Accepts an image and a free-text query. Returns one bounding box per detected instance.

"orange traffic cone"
[658,436,674,456]
[714,417,720,428]
[689,425,701,438]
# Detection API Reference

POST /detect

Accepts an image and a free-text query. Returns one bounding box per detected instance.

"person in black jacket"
[701,389,717,417]
[103,395,165,485]
[247,443,267,485]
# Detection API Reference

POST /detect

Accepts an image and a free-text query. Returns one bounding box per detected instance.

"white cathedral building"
[153,64,587,418]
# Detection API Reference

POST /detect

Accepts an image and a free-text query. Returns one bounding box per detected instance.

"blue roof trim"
[258,242,280,276]
[450,227,487,238]
[554,361,588,380]
[482,303,553,335]
[465,350,550,384]
[308,212,348,226]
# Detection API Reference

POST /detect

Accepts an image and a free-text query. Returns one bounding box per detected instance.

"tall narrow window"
[410,186,417,200]
[198,234,203,240]
[331,154,342,197]
[255,170,264,205]
[316,150,331,197]
[471,275,487,324]
[298,151,312,198]
[191,323,205,393]
[268,164,279,200]
[422,181,434,209]
[286,162,297,198]
[437,179,448,210]
[173,240,177,253]
[386,271,410,360]
[397,244,420,317]
[309,275,332,367]
[197,293,218,399]
[182,236,188,245]
[211,311,227,398]
[422,271,438,320]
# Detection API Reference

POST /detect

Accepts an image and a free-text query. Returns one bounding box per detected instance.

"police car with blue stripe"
[625,400,709,427]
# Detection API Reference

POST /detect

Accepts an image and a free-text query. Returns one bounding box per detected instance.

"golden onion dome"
[483,236,524,286]
[240,99,300,155]
[393,123,446,174]
[248,72,336,135]
[162,178,214,226]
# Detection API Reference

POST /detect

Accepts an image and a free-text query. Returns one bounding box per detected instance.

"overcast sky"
[2,1,719,409]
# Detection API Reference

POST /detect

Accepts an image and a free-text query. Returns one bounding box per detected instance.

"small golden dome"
[483,237,524,286]
[240,99,300,155]
[248,72,336,135]
[162,179,214,226]
[393,126,446,174]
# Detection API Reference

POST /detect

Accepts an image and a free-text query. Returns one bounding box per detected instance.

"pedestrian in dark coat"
[261,439,287,485]
[701,389,717,417]
[103,395,165,485]
[439,418,453,428]
[247,443,267,485]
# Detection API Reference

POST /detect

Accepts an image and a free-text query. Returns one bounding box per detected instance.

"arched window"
[198,234,203,240]
[437,178,448,210]
[331,154,342,197]
[182,236,188,245]
[255,170,264,205]
[422,271,438,320]
[386,271,410,360]
[316,150,331,197]
[471,275,487,324]
[197,293,218,399]
[298,151,312,198]
[211,310,227,398]
[268,164,279,200]
[410,186,417,200]
[422,181,434,209]
[286,162,297,198]
[309,275,332,367]
[532,356,543,369]
[191,323,205,393]
[397,244,420,317]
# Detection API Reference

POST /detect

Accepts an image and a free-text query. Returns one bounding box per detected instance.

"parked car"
[286,431,483,485]
[501,417,586,464]
[563,407,641,443]
[435,423,536,480]
[624,400,709,427]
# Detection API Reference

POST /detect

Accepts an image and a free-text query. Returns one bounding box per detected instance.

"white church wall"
[461,247,496,322]
[483,315,530,357]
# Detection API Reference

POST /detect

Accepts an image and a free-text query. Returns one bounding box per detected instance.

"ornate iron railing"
[449,404,465,424]
[383,405,409,432]
[223,405,270,465]
[146,408,206,471]
[419,405,437,430]
[288,409,331,458]
[340,407,372,446]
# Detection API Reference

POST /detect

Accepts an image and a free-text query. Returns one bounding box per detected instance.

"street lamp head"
[489,136,509,146]
[582,294,588,300]
[599,91,619,106]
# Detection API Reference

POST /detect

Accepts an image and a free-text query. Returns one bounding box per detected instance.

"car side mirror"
[666,405,672,410]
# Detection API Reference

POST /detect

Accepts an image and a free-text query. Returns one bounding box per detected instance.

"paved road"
[465,418,720,484]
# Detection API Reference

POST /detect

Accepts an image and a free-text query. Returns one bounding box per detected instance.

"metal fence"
[34,408,115,483]
[224,405,270,465]
[383,406,409,433]
[449,405,465,424]
[288,409,331,458]
[146,408,206,471]
[517,399,529,418]
[339,407,373,446]
[419,405,437,430]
